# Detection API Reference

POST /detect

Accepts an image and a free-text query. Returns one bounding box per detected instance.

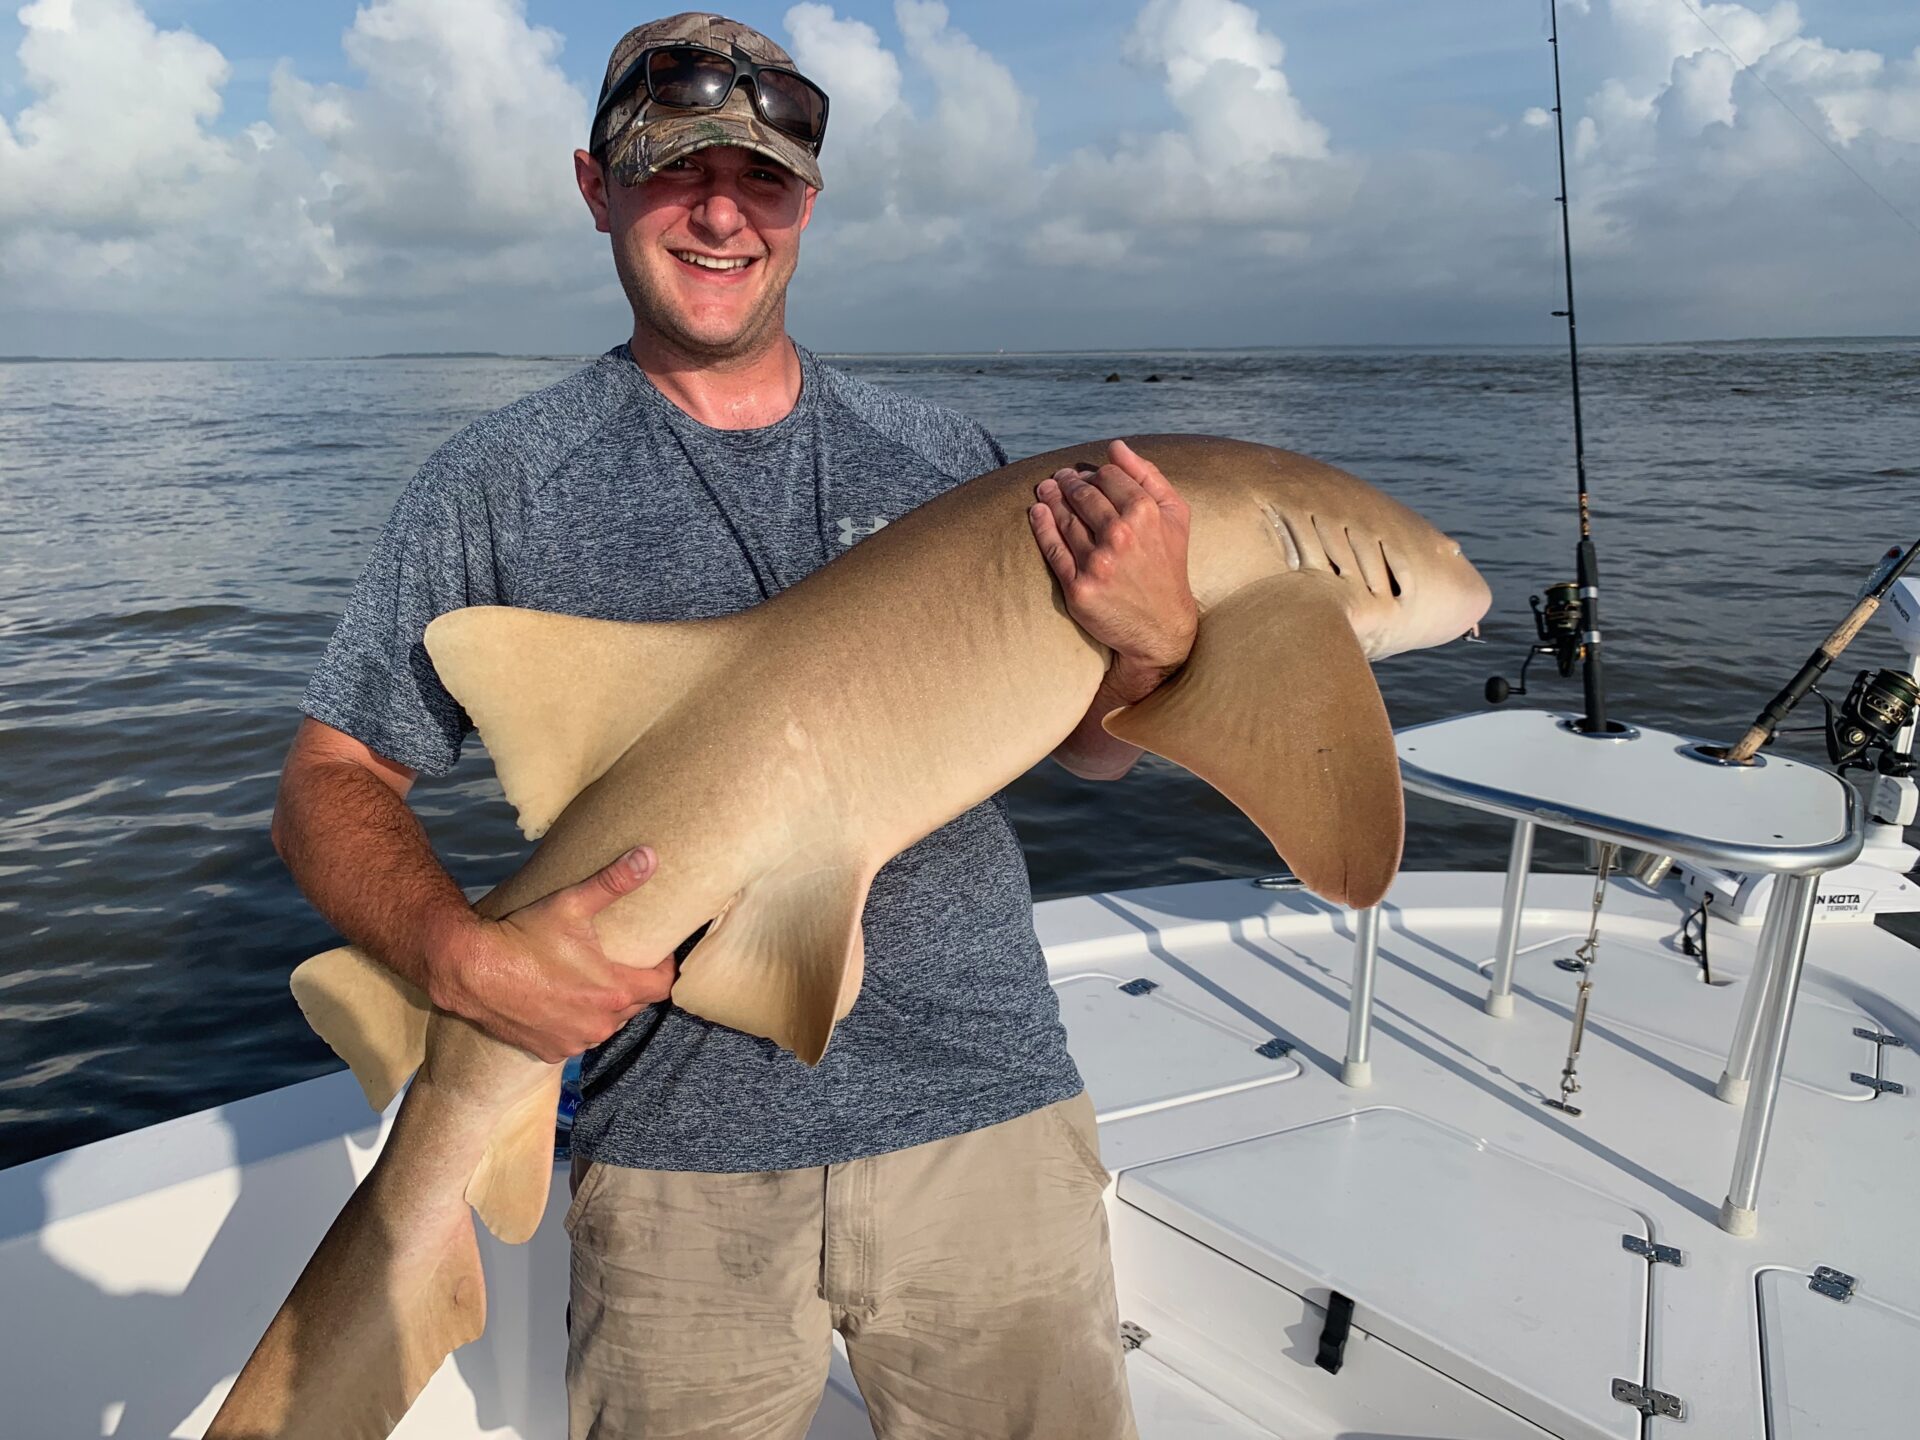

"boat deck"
[1045,870,1920,1438]
[3,870,1916,1437]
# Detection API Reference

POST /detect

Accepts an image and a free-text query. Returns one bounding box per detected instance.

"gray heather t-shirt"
[302,342,1083,1172]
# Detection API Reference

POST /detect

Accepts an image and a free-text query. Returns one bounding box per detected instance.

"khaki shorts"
[565,1091,1138,1439]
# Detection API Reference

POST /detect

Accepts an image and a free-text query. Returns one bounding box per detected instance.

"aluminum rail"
[1398,751,1862,877]
[1342,905,1382,1088]
[1374,711,1864,1236]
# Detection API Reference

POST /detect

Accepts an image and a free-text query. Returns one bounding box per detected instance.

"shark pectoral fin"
[291,946,431,1112]
[670,859,874,1066]
[464,1063,564,1244]
[1103,573,1405,909]
[835,917,867,1023]
[424,606,740,839]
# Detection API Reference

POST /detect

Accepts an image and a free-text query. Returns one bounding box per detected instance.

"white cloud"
[1559,1,1920,255]
[1039,0,1355,271]
[780,0,1354,290]
[894,0,1036,207]
[784,4,902,142]
[0,0,236,231]
[1575,0,1920,158]
[1123,0,1328,167]
[0,0,1915,354]
[0,0,599,347]
[782,0,1037,270]
[1487,0,1920,344]
[266,0,584,252]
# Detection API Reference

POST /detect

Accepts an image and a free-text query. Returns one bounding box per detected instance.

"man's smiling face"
[581,143,816,364]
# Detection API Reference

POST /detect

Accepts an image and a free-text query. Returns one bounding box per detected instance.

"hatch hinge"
[1117,977,1158,997]
[1611,1378,1686,1420]
[1119,1320,1150,1352]
[1316,1291,1356,1374]
[1809,1266,1857,1302]
[1849,1071,1906,1095]
[1853,1026,1908,1048]
[1255,1036,1294,1060]
[1622,1233,1686,1267]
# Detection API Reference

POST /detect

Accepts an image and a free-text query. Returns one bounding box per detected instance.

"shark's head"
[1376,526,1492,659]
[1248,468,1492,663]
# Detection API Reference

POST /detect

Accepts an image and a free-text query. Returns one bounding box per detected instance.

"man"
[274,12,1196,1437]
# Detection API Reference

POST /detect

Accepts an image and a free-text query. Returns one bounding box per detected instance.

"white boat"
[7,583,1919,1438]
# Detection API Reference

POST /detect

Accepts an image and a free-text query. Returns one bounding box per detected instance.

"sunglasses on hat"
[594,43,830,155]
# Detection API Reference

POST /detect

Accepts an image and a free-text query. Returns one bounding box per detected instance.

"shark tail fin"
[424,606,741,840]
[465,1061,564,1243]
[1104,573,1405,909]
[291,946,432,1112]
[669,856,874,1066]
[204,1154,487,1440]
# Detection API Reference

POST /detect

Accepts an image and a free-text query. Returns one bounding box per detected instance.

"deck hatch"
[1119,1107,1652,1439]
[1758,1266,1920,1436]
[1054,972,1302,1120]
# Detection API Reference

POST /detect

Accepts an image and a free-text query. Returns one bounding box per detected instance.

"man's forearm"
[272,759,475,1000]
[1051,657,1179,782]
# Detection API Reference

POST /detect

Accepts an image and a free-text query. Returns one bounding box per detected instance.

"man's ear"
[796,185,817,233]
[574,149,613,235]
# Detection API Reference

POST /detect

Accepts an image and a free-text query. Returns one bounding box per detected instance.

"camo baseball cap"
[591,13,826,191]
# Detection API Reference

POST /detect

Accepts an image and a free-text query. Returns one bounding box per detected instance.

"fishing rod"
[1548,0,1608,734]
[1485,0,1614,733]
[1721,540,1920,765]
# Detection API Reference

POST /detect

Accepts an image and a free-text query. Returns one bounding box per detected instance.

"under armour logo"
[836,515,890,547]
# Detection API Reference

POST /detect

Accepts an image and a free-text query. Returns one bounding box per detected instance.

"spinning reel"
[1720,541,1920,769]
[1483,581,1585,705]
[1818,666,1917,775]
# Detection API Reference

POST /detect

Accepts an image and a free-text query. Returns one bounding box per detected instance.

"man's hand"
[1028,439,1198,701]
[426,846,677,1063]
[1030,440,1199,780]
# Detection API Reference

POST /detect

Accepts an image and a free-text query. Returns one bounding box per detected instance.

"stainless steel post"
[1343,905,1382,1088]
[1718,870,1822,1237]
[1486,819,1536,1017]
[1715,878,1793,1105]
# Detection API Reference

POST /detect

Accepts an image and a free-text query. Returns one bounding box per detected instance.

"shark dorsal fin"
[424,607,742,839]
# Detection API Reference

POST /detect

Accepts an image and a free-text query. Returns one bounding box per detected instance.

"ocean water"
[1,341,1915,1170]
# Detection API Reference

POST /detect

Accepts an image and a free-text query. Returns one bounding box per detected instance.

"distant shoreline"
[4,335,1918,364]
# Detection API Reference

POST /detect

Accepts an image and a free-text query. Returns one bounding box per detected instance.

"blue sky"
[0,3,1549,154]
[25,2,1913,150]
[2,0,1917,355]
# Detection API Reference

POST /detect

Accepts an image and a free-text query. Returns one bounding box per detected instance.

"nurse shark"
[206,434,1491,1438]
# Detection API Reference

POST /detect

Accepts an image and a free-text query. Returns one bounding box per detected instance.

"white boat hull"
[6,870,1918,1437]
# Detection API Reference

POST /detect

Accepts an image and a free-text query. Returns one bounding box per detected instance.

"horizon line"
[4,333,1919,363]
